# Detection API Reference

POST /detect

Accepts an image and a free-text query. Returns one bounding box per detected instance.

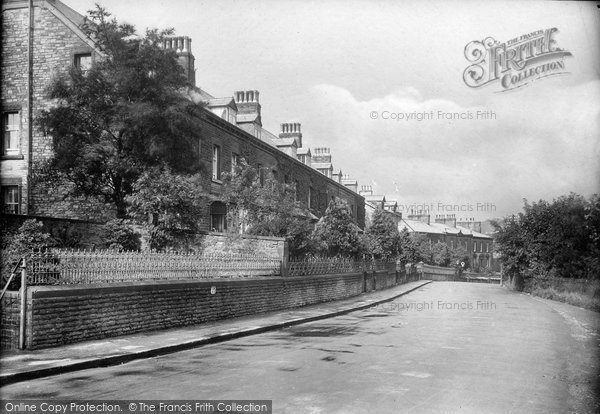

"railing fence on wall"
[20,249,281,285]
[287,258,398,277]
[1,250,418,350]
[1,250,417,288]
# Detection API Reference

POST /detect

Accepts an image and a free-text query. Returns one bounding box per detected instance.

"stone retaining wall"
[1,268,420,350]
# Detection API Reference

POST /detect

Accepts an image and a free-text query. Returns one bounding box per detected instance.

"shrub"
[99,219,141,251]
[1,219,56,288]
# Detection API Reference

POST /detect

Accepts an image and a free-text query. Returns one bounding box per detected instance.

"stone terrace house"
[399,213,494,272]
[2,0,108,219]
[1,0,366,231]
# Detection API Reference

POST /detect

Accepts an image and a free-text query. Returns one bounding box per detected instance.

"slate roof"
[274,138,297,147]
[399,219,493,239]
[207,97,237,109]
[399,219,445,234]
[312,162,333,170]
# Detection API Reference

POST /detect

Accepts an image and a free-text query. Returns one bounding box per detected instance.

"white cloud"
[304,81,600,218]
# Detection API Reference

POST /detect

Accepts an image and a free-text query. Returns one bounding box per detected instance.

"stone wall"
[3,265,420,350]
[25,273,365,349]
[1,5,32,213]
[0,291,21,350]
[197,233,286,260]
[1,1,115,220]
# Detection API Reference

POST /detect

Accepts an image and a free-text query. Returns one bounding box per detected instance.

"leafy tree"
[366,208,401,259]
[125,166,208,250]
[431,241,452,267]
[311,198,368,259]
[585,194,600,277]
[221,160,314,257]
[493,193,599,289]
[492,215,530,289]
[398,230,430,264]
[36,6,204,217]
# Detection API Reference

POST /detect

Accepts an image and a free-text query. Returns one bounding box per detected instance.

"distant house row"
[399,213,494,272]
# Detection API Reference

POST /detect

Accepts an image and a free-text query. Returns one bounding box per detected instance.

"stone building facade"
[1,0,111,220]
[399,213,494,272]
[1,0,366,231]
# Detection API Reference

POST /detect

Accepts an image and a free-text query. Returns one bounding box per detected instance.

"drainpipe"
[27,0,34,214]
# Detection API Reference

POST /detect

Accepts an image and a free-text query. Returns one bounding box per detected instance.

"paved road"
[1,282,598,413]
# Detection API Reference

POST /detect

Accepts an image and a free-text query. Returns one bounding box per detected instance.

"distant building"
[399,213,494,272]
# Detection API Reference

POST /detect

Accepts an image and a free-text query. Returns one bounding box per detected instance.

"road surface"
[1,282,598,413]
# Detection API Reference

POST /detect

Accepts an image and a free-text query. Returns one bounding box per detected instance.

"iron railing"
[5,250,408,286]
[287,258,397,277]
[25,249,282,285]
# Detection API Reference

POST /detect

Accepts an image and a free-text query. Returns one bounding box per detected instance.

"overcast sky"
[69,0,600,220]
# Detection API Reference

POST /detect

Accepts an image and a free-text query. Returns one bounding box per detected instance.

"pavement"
[0,280,431,386]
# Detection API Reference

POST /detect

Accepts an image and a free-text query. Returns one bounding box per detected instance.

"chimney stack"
[312,147,331,163]
[279,122,303,148]
[358,185,373,196]
[162,36,195,86]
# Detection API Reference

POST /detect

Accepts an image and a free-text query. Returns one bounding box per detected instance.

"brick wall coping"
[1,213,104,225]
[208,233,286,242]
[26,272,366,298]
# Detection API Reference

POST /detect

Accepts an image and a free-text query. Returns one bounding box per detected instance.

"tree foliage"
[493,193,599,288]
[36,6,204,217]
[398,230,429,264]
[98,219,141,251]
[311,198,368,259]
[365,208,401,259]
[221,160,314,257]
[125,167,208,250]
[1,220,56,285]
[431,241,452,267]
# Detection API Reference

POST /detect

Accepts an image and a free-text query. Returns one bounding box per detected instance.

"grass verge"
[525,278,600,312]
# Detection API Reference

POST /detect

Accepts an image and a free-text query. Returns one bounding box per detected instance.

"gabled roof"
[274,138,298,147]
[297,148,311,156]
[312,162,333,170]
[236,113,261,123]
[365,194,386,203]
[207,97,237,109]
[43,0,106,58]
[51,0,85,26]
